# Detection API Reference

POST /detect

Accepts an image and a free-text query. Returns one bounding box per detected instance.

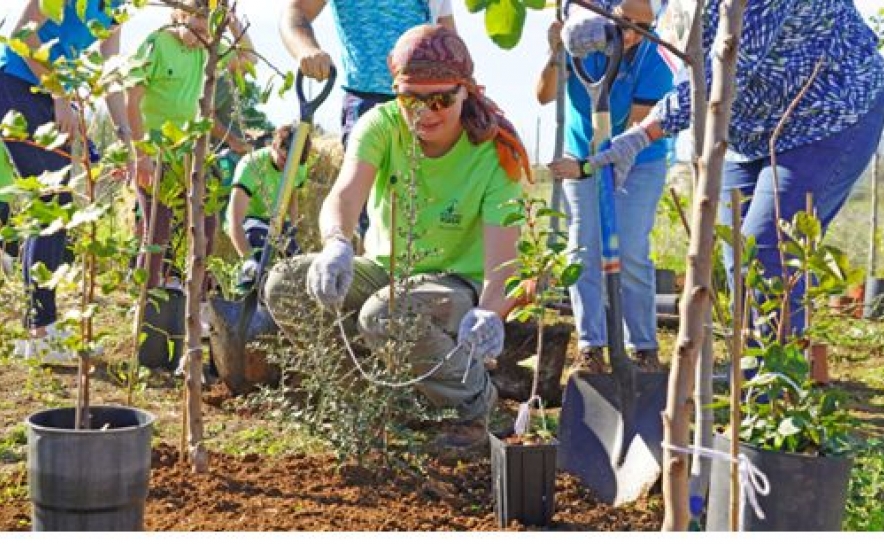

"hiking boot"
[572,346,606,374]
[430,417,489,451]
[634,349,663,372]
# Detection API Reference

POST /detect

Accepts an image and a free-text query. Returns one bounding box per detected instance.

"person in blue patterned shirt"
[564,0,884,335]
[279,1,456,237]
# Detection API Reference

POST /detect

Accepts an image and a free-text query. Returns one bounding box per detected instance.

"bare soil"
[1,308,882,532]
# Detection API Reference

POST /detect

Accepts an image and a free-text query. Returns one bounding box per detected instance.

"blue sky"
[1,1,881,162]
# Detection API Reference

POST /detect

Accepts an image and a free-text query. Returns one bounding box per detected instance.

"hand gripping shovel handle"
[255,66,337,285]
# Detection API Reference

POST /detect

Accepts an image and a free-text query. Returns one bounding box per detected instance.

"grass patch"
[844,438,884,531]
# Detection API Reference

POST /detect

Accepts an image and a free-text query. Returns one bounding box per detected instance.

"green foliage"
[844,439,884,531]
[718,211,862,456]
[504,196,580,324]
[484,0,527,50]
[737,343,857,455]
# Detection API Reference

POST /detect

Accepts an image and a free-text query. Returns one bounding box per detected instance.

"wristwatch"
[577,159,593,178]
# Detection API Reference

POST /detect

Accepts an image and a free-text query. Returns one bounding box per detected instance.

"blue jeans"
[564,159,667,351]
[0,72,72,329]
[718,89,884,336]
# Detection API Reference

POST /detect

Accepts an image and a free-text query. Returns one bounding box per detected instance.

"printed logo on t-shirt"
[439,199,463,229]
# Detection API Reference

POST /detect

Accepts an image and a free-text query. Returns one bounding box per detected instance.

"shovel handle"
[296,66,336,123]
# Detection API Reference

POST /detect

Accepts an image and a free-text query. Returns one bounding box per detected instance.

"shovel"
[556,22,668,506]
[208,68,335,395]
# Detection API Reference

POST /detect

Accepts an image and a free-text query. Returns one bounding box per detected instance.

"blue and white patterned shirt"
[329,0,433,95]
[648,0,884,161]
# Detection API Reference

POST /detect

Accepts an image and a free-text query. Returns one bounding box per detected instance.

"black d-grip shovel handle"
[296,65,336,124]
[251,67,337,295]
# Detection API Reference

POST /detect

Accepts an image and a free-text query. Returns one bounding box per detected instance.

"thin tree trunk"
[663,0,746,531]
[182,2,230,473]
[682,0,714,513]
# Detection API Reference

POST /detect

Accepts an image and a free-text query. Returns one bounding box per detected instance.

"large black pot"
[706,434,852,531]
[26,406,155,531]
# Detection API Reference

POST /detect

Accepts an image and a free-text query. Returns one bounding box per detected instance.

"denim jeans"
[340,90,394,237]
[0,72,72,329]
[564,159,667,351]
[718,89,884,336]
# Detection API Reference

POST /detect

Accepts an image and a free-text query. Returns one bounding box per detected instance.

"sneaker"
[572,346,606,374]
[1,252,13,276]
[12,337,75,363]
[634,349,663,372]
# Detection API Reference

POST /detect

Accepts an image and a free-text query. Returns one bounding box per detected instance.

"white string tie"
[662,442,770,527]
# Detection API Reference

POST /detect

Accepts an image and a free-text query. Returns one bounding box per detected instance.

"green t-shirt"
[351,102,522,282]
[226,147,307,230]
[132,30,207,131]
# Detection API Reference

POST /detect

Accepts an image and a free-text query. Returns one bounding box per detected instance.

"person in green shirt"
[225,123,309,287]
[126,0,251,290]
[263,25,532,453]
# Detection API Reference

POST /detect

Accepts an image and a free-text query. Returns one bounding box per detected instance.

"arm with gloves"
[456,224,520,360]
[305,156,375,307]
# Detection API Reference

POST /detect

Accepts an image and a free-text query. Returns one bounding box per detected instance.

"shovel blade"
[207,296,278,395]
[557,371,668,505]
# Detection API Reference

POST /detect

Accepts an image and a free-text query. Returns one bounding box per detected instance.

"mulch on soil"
[0,442,663,531]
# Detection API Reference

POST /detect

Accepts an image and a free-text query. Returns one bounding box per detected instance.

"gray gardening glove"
[562,12,611,58]
[306,239,354,308]
[457,308,505,361]
[587,125,651,189]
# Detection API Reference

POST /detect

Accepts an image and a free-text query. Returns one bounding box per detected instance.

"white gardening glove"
[562,12,612,58]
[587,125,651,189]
[306,239,354,308]
[457,308,505,361]
[240,258,259,282]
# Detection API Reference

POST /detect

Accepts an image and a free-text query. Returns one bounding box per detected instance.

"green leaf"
[501,211,525,226]
[524,0,547,8]
[560,263,583,287]
[485,0,526,50]
[465,0,489,13]
[39,0,65,24]
[778,417,803,437]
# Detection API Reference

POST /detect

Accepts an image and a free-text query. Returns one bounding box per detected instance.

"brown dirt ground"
[1,301,881,532]
[1,439,663,531]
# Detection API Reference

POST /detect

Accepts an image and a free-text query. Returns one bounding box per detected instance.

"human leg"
[730,91,884,335]
[0,74,72,333]
[563,175,606,351]
[616,160,666,352]
[357,273,495,423]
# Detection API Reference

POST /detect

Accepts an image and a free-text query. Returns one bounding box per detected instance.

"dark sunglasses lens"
[426,91,457,111]
[398,87,459,112]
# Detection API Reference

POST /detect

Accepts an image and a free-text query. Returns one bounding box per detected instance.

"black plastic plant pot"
[655,268,677,295]
[706,433,853,531]
[26,406,155,531]
[490,433,558,528]
[138,289,185,371]
[863,277,884,319]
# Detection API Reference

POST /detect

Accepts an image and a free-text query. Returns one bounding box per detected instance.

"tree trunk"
[663,0,746,531]
[181,2,231,473]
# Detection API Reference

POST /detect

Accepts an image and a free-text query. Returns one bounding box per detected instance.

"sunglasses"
[396,86,461,112]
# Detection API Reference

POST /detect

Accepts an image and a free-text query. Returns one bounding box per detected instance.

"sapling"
[503,195,580,441]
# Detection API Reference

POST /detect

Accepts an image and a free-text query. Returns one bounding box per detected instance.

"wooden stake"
[729,189,743,531]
